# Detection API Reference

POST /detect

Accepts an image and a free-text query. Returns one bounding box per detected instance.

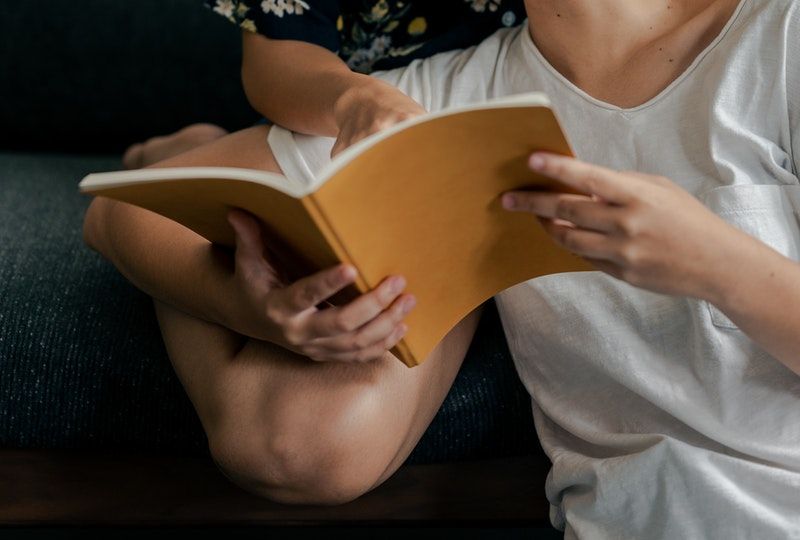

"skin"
[83,0,798,505]
[241,34,426,156]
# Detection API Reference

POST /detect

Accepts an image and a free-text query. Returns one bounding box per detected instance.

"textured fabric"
[0,152,537,463]
[204,0,525,73]
[264,2,800,535]
[0,153,205,453]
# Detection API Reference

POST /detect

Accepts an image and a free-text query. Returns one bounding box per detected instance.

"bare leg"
[147,126,480,504]
[122,123,229,169]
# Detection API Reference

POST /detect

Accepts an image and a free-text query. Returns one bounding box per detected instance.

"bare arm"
[241,33,424,153]
[241,34,366,137]
[704,235,800,374]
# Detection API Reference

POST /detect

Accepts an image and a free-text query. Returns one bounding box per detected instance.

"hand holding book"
[226,209,416,363]
[331,78,426,158]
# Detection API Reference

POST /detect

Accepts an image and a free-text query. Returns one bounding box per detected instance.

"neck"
[525,0,705,60]
[526,1,734,74]
[525,0,698,31]
[521,0,740,108]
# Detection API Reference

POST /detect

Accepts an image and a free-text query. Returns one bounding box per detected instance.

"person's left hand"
[501,152,745,300]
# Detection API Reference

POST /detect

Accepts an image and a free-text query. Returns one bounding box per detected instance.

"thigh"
[145,124,282,171]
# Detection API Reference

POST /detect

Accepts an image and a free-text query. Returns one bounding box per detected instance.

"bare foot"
[122,123,229,169]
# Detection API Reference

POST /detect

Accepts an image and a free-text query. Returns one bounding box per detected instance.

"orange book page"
[313,106,593,366]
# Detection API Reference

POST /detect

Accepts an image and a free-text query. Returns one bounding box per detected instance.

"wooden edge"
[0,449,552,526]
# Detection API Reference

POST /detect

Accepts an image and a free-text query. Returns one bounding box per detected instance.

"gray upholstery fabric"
[0,153,204,452]
[0,152,538,462]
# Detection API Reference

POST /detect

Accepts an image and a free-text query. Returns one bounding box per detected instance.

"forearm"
[706,233,800,375]
[83,197,241,332]
[507,152,800,374]
[241,33,378,137]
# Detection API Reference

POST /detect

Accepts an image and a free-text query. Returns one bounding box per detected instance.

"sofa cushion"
[0,152,538,463]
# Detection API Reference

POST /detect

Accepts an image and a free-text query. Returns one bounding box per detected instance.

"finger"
[308,275,408,338]
[274,264,358,314]
[502,192,621,233]
[317,323,408,364]
[330,136,345,159]
[541,219,621,262]
[227,209,264,259]
[227,209,284,283]
[349,294,414,346]
[311,293,415,351]
[584,257,625,281]
[528,153,632,204]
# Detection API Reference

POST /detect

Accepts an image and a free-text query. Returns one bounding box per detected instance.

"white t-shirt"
[268,0,800,537]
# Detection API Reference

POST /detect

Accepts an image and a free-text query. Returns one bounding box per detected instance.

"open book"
[80,92,592,367]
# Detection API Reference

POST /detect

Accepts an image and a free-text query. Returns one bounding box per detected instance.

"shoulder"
[727,0,799,79]
[743,0,800,31]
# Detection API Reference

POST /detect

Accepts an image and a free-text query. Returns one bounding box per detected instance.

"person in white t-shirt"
[83,0,800,536]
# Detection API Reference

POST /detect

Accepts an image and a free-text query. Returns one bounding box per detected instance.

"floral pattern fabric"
[205,0,525,73]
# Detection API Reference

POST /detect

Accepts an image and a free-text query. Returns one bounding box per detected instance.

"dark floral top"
[205,0,525,73]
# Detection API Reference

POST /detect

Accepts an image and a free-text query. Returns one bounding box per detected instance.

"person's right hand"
[226,209,416,363]
[331,78,426,157]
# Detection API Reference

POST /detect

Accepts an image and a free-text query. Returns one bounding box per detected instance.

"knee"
[208,387,391,505]
[82,197,110,252]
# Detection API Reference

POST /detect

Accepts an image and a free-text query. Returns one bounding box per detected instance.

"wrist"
[701,229,780,316]
[204,252,258,338]
[333,76,393,127]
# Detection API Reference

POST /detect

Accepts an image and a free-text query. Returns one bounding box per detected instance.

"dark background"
[0,0,259,154]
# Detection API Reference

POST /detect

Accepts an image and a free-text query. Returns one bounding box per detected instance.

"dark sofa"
[0,0,550,526]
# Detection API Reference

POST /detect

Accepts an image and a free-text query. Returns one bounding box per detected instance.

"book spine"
[301,194,371,295]
[301,194,418,368]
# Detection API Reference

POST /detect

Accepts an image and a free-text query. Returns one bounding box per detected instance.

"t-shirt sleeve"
[204,0,341,53]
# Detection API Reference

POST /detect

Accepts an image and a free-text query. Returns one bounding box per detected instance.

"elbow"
[240,32,267,114]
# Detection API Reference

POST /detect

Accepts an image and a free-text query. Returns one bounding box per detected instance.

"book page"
[80,167,306,198]
[311,102,593,365]
[315,92,553,188]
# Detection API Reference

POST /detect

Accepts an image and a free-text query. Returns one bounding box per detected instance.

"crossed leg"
[147,125,480,505]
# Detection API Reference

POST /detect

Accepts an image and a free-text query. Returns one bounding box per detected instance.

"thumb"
[227,209,284,286]
[330,136,345,159]
[227,209,264,261]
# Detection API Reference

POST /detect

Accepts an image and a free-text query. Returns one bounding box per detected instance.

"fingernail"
[390,276,406,294]
[341,265,357,281]
[397,324,408,338]
[402,296,417,314]
[502,194,517,210]
[529,154,546,170]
